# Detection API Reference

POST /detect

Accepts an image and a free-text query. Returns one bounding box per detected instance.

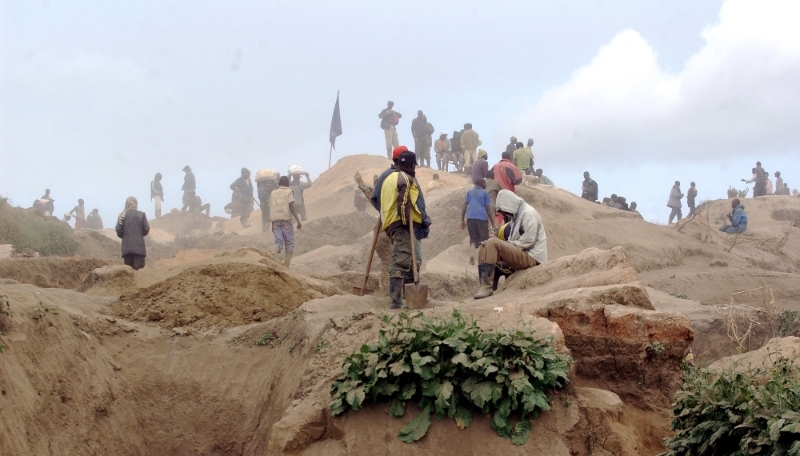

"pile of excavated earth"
[1,153,799,455]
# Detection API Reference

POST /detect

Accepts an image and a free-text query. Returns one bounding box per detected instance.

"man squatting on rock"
[474,190,547,299]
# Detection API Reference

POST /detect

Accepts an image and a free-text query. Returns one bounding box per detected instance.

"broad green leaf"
[400,382,417,400]
[330,398,346,416]
[389,360,410,377]
[346,385,366,409]
[470,382,495,408]
[452,353,471,367]
[386,397,405,418]
[436,381,454,413]
[454,406,473,429]
[491,399,512,438]
[398,405,432,443]
[511,420,533,445]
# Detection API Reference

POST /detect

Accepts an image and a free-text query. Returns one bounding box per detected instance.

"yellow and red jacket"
[380,170,422,234]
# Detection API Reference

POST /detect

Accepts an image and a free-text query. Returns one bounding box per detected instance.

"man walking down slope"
[379,101,402,159]
[270,176,303,267]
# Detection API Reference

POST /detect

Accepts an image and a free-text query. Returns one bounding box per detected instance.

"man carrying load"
[288,165,312,221]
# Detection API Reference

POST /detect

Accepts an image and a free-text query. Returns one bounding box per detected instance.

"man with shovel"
[474,190,547,299]
[380,150,431,309]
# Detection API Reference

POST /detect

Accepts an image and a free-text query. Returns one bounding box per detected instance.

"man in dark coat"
[115,196,150,270]
[230,168,254,228]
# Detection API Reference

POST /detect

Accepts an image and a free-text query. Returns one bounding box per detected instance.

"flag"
[329,93,342,149]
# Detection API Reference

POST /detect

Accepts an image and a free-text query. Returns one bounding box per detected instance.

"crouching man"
[474,190,547,299]
[719,198,748,234]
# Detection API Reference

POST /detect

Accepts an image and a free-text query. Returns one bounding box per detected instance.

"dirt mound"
[79,265,135,295]
[148,210,214,235]
[73,229,121,259]
[0,257,119,289]
[111,249,337,329]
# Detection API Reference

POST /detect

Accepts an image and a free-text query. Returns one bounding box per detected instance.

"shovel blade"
[352,287,374,296]
[404,283,428,309]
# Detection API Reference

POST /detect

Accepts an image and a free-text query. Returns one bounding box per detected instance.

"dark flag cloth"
[329,93,342,148]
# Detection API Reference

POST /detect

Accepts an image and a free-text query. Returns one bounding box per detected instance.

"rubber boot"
[283,252,293,268]
[389,278,404,309]
[473,264,495,299]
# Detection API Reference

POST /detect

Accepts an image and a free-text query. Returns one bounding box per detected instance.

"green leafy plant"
[645,341,666,357]
[330,310,571,445]
[776,310,800,337]
[661,355,800,455]
[255,331,275,346]
[315,338,329,352]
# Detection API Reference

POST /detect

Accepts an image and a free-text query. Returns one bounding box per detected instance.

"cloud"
[511,0,800,165]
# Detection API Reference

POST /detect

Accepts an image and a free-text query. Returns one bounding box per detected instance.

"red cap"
[392,145,408,160]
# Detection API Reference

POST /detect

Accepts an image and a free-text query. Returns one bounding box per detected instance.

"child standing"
[461,178,495,265]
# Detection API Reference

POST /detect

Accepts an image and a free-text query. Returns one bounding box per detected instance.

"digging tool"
[353,217,381,296]
[404,221,428,309]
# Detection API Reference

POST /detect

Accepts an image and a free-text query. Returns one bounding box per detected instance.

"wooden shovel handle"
[360,217,382,295]
[409,220,419,286]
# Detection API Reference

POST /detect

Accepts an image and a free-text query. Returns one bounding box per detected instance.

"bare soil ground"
[1,154,799,455]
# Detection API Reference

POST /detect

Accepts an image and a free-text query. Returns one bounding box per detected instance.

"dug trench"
[1,247,684,455]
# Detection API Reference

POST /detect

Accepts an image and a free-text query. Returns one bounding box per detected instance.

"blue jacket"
[730,204,748,229]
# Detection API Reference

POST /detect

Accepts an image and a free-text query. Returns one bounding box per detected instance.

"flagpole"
[328,89,340,170]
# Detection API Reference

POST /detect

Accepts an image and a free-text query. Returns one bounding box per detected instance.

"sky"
[2,0,799,225]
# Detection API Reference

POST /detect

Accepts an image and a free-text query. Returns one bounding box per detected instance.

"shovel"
[353,217,381,296]
[403,221,428,309]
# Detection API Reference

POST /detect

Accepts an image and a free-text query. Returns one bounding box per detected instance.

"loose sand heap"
[1,154,799,455]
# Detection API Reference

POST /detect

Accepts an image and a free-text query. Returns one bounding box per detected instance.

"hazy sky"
[2,0,799,225]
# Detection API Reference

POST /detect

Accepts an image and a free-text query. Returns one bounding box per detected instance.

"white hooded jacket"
[496,190,547,264]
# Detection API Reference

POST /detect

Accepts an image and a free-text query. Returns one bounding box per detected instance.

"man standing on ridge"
[581,172,598,202]
[514,141,533,175]
[411,111,426,161]
[687,182,698,218]
[471,150,490,184]
[460,123,481,176]
[504,136,517,155]
[379,101,402,159]
[379,151,430,309]
[667,180,684,224]
[450,131,463,172]
[181,166,196,211]
[230,168,254,228]
[151,172,164,219]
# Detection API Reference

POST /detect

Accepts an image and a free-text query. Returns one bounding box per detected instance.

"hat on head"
[182,165,191,171]
[392,145,409,160]
[440,130,447,136]
[478,149,488,158]
[397,151,417,167]
[241,167,250,175]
